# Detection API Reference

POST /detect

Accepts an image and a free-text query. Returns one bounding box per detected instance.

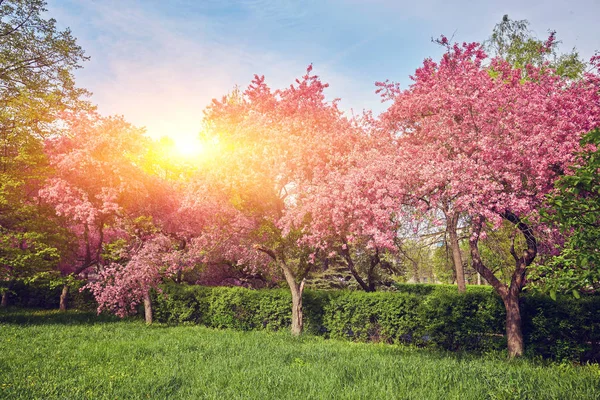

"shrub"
[152,283,211,325]
[417,290,505,351]
[322,291,421,344]
[8,279,96,311]
[522,293,600,362]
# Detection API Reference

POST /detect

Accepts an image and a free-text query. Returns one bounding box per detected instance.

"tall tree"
[0,0,89,302]
[39,113,156,310]
[202,67,359,335]
[281,146,404,292]
[378,39,600,357]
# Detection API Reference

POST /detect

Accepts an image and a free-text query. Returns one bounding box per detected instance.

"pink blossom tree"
[39,112,158,310]
[85,225,194,324]
[202,67,361,334]
[280,144,405,291]
[378,39,600,357]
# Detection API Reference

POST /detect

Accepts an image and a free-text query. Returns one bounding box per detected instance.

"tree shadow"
[0,307,132,326]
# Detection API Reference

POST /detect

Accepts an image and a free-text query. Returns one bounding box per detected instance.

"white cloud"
[52,0,355,141]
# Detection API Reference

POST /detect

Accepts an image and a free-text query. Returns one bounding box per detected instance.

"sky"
[49,0,600,145]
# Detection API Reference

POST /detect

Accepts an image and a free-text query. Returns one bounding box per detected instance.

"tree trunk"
[504,291,524,357]
[366,249,380,292]
[469,213,536,359]
[447,212,466,292]
[255,246,307,336]
[143,291,153,325]
[279,260,305,336]
[1,280,13,307]
[411,259,421,283]
[59,284,69,311]
[290,280,305,336]
[341,245,372,292]
[477,272,482,285]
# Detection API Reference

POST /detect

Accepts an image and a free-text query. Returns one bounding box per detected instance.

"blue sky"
[49,0,600,143]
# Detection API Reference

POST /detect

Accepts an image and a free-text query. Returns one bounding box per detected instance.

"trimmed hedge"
[7,281,600,362]
[152,283,600,362]
[152,284,330,335]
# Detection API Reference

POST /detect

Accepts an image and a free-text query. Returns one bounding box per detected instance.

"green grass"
[1,309,599,399]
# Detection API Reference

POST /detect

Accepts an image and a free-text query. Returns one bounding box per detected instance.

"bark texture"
[447,212,466,292]
[59,284,69,311]
[143,291,153,325]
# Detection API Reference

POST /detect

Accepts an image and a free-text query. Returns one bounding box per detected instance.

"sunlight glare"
[173,136,205,158]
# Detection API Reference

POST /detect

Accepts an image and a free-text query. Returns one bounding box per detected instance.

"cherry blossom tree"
[281,145,404,292]
[39,112,157,310]
[378,39,600,357]
[202,67,360,334]
[86,223,193,324]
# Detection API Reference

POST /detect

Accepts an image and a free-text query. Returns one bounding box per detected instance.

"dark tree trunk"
[469,213,536,359]
[143,291,153,325]
[504,291,524,357]
[447,212,466,292]
[341,244,373,292]
[366,249,380,292]
[59,284,69,311]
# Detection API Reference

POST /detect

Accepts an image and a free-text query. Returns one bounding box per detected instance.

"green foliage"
[7,278,96,310]
[148,284,600,362]
[536,129,600,294]
[152,283,327,334]
[9,281,600,361]
[0,0,89,287]
[486,15,586,79]
[417,290,505,351]
[152,283,212,325]
[322,291,421,343]
[522,294,600,361]
[431,243,456,283]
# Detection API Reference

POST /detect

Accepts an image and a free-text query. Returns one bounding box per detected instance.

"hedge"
[6,281,600,362]
[152,283,600,362]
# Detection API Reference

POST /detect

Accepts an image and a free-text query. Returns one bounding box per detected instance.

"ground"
[0,309,599,399]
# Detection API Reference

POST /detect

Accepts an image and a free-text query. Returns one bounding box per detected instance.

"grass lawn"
[0,309,599,399]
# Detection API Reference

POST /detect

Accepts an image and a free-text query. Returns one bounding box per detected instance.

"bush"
[417,290,505,351]
[522,293,600,362]
[8,279,96,311]
[322,291,421,343]
[152,283,211,325]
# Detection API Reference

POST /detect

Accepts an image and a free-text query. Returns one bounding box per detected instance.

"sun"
[172,136,205,158]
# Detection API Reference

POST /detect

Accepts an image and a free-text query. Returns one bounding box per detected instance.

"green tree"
[0,0,89,305]
[486,14,585,79]
[533,129,600,296]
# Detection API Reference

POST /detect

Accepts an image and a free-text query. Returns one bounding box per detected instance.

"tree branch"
[469,218,508,298]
